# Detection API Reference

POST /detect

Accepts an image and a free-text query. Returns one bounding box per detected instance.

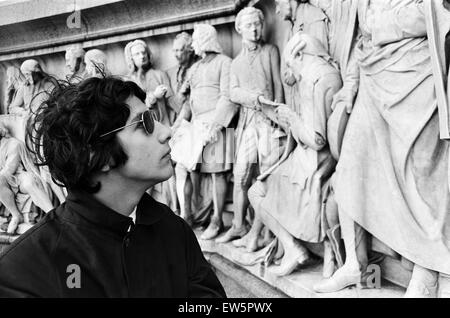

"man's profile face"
[115,95,173,186]
[131,44,149,69]
[173,39,191,66]
[239,13,263,43]
[275,0,292,20]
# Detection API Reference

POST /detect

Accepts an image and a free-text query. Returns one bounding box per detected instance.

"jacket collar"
[65,190,166,235]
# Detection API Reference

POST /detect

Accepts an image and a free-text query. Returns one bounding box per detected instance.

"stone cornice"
[0,0,239,62]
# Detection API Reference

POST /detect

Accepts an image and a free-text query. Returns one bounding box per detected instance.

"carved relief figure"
[124,39,177,126]
[216,7,286,245]
[314,0,450,298]
[169,32,213,225]
[176,24,237,240]
[65,44,87,83]
[85,49,108,78]
[4,66,25,114]
[245,33,342,276]
[8,59,55,117]
[0,124,53,234]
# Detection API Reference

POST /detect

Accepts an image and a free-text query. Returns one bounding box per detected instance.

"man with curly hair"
[0,76,226,298]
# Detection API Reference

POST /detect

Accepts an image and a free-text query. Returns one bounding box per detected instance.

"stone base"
[196,227,406,298]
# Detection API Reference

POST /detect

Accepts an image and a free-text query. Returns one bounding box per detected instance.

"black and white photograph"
[0,0,449,301]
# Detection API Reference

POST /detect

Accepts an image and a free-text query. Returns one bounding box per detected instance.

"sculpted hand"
[283,69,297,86]
[153,85,168,99]
[275,105,293,131]
[203,123,222,146]
[331,89,355,114]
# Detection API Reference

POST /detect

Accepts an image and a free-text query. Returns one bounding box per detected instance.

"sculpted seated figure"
[8,59,56,117]
[0,124,53,234]
[245,33,342,276]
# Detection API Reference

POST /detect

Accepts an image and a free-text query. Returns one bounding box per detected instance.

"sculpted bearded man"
[246,33,342,276]
[216,7,286,246]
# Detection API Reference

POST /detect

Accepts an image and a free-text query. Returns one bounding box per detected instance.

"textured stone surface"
[197,227,406,298]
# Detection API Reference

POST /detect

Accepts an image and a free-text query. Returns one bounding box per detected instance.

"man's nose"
[155,122,172,143]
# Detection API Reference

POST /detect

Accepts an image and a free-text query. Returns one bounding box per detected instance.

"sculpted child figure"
[216,7,286,246]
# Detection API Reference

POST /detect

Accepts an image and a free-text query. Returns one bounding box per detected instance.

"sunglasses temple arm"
[99,120,143,138]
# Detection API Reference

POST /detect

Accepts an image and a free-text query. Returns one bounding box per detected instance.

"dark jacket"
[0,191,226,298]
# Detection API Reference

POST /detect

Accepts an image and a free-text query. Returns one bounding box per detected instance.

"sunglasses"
[99,109,159,138]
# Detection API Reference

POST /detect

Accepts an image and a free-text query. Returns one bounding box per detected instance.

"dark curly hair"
[26,76,146,193]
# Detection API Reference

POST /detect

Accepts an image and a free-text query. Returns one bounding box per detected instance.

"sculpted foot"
[200,218,223,240]
[267,242,310,276]
[7,216,22,235]
[313,265,361,293]
[215,224,248,244]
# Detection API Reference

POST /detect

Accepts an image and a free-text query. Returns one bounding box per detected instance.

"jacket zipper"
[121,222,135,297]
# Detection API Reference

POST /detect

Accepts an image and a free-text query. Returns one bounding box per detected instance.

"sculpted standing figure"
[65,44,87,83]
[124,40,177,126]
[274,0,329,119]
[169,33,212,225]
[177,24,237,240]
[4,66,25,114]
[314,0,450,298]
[124,39,179,210]
[216,7,286,245]
[246,34,342,276]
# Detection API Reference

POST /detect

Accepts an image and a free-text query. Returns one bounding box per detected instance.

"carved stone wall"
[0,0,272,113]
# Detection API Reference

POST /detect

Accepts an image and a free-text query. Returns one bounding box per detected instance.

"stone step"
[206,252,288,298]
[197,229,406,298]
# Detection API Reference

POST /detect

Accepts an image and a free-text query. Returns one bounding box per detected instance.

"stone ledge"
[196,229,406,298]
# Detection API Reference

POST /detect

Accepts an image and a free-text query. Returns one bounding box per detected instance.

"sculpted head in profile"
[65,44,86,75]
[85,49,108,78]
[191,24,222,58]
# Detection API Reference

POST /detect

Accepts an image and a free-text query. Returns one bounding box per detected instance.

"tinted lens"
[142,110,154,134]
